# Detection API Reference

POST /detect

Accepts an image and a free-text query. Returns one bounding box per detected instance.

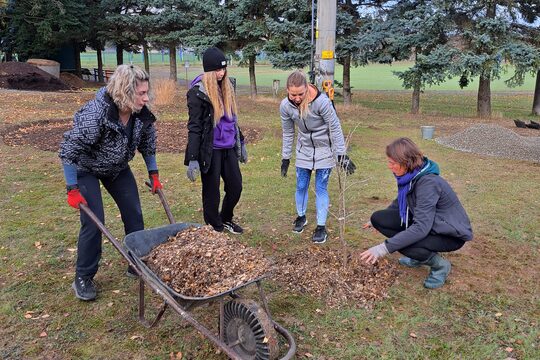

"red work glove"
[67,187,87,209]
[149,171,163,194]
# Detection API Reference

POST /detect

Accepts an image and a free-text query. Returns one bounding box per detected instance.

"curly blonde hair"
[202,70,237,123]
[106,65,151,113]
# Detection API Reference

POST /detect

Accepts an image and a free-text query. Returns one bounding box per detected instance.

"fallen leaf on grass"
[505,347,513,352]
[130,335,142,340]
[24,314,33,319]
[112,290,120,294]
[34,242,42,249]
[66,248,76,252]
[304,353,314,358]
[409,333,417,338]
[495,312,503,317]
[39,331,47,337]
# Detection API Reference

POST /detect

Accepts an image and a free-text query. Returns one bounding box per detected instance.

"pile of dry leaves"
[273,246,400,309]
[144,226,271,297]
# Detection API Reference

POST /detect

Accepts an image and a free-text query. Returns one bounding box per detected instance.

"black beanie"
[202,47,227,72]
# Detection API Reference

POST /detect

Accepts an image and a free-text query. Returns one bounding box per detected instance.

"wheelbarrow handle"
[79,203,138,271]
[144,181,176,224]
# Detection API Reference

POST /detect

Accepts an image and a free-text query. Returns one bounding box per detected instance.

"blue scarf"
[395,157,440,226]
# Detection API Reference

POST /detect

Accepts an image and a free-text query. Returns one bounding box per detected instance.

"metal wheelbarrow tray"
[79,187,295,360]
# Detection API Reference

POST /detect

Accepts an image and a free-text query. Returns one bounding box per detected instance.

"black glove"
[281,159,290,177]
[337,154,356,175]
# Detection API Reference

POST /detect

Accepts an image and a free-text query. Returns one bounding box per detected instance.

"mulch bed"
[273,247,400,309]
[0,62,71,91]
[143,226,272,297]
[1,119,263,153]
[142,226,399,307]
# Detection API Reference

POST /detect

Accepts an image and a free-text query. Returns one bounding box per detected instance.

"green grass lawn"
[81,50,538,91]
[0,87,539,359]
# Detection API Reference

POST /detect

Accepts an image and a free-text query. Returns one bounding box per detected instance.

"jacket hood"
[190,74,204,90]
[414,157,440,182]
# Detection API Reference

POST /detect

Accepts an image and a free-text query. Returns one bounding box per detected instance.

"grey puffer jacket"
[384,174,473,253]
[280,87,346,170]
[59,87,157,177]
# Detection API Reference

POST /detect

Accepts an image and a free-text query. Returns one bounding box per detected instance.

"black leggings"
[201,148,242,231]
[371,208,464,261]
[77,167,143,278]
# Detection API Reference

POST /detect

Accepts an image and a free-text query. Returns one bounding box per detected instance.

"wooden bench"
[93,68,115,82]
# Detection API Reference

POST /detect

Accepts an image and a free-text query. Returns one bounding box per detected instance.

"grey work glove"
[360,242,389,264]
[186,160,200,182]
[239,144,248,163]
[281,159,290,177]
[337,154,356,175]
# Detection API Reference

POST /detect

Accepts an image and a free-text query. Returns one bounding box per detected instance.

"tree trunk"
[143,44,150,74]
[343,54,352,106]
[73,43,82,77]
[5,51,13,62]
[411,81,421,114]
[248,54,257,99]
[477,73,492,118]
[97,47,104,83]
[116,45,124,66]
[169,45,177,81]
[532,70,540,116]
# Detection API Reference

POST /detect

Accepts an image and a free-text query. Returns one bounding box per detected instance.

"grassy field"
[80,50,538,92]
[0,85,539,359]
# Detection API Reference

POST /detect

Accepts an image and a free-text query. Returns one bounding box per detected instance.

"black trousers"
[201,148,242,231]
[77,167,143,278]
[371,207,464,261]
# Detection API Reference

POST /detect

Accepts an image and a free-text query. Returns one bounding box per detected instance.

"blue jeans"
[295,167,332,226]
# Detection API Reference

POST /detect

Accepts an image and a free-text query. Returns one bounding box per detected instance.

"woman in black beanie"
[184,47,247,234]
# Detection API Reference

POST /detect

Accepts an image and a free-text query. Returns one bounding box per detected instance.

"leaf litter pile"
[273,246,400,309]
[143,226,271,297]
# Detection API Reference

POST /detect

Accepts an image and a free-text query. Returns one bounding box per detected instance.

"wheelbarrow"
[78,185,296,360]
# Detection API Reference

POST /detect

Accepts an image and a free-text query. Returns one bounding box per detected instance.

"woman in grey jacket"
[59,65,162,301]
[360,138,473,289]
[280,70,356,244]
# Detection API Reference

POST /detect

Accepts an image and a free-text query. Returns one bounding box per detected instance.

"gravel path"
[436,124,540,163]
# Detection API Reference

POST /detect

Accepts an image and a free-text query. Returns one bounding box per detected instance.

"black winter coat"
[184,82,243,173]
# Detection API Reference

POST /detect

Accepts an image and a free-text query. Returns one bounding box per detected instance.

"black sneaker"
[223,221,243,234]
[72,276,97,301]
[293,215,308,233]
[126,266,139,279]
[312,225,327,244]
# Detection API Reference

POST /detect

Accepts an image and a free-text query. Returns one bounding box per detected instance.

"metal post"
[314,0,336,88]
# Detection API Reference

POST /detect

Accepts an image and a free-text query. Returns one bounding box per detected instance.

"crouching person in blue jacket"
[59,65,163,301]
[360,137,473,289]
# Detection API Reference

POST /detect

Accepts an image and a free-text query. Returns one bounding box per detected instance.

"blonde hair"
[202,70,237,122]
[106,65,150,113]
[286,70,310,119]
[386,137,424,172]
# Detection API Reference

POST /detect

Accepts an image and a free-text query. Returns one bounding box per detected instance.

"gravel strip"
[436,124,540,163]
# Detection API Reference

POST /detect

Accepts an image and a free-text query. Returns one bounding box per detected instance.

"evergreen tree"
[357,0,456,114]
[453,0,540,117]
[146,0,192,81]
[1,0,89,63]
[264,0,312,70]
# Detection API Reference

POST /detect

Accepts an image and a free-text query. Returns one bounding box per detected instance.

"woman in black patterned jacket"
[59,65,163,301]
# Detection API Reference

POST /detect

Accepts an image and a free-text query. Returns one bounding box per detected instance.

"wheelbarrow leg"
[256,281,274,323]
[138,278,168,328]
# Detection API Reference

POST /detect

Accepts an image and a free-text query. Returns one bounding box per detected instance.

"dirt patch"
[273,247,400,309]
[59,72,85,89]
[0,62,71,91]
[144,226,272,297]
[1,119,263,153]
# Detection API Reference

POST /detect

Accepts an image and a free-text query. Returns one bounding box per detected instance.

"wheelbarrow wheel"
[223,299,279,360]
